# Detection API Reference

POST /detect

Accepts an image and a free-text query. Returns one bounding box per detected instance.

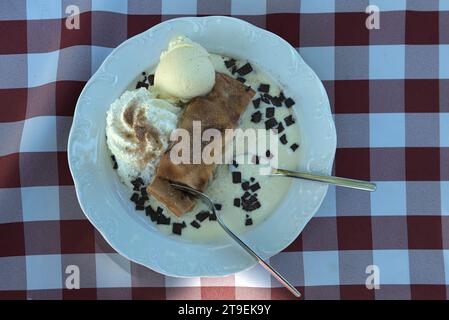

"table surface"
[0,0,448,300]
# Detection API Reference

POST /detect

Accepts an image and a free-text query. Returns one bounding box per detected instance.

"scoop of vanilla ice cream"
[154,36,215,100]
[106,88,180,185]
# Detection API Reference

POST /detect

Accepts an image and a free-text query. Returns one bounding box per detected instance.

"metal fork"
[171,182,301,298]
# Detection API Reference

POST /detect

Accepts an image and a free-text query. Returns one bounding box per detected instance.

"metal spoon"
[171,182,302,298]
[228,154,376,192]
[271,168,376,192]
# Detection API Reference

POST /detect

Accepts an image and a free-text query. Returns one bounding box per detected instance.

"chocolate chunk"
[284,97,295,108]
[131,178,142,190]
[182,221,187,228]
[214,203,222,211]
[148,74,155,86]
[231,66,237,75]
[172,223,185,235]
[265,149,271,158]
[130,193,139,203]
[140,187,148,197]
[245,217,253,226]
[258,84,270,93]
[243,195,258,208]
[241,181,250,190]
[196,211,209,222]
[260,94,270,104]
[243,199,261,212]
[241,191,251,200]
[243,205,259,212]
[191,220,201,229]
[245,85,252,92]
[243,203,257,212]
[135,205,145,211]
[236,77,246,83]
[265,107,275,118]
[250,204,260,211]
[245,195,258,205]
[270,96,283,107]
[284,114,295,126]
[156,206,163,214]
[242,202,253,212]
[131,178,144,190]
[232,160,239,168]
[233,198,241,207]
[250,177,255,182]
[142,72,146,76]
[290,143,299,151]
[111,155,116,162]
[145,206,158,222]
[157,214,171,225]
[249,182,260,192]
[265,118,278,130]
[252,98,261,109]
[280,134,288,145]
[236,63,253,76]
[251,111,262,123]
[113,162,118,169]
[136,81,148,89]
[279,91,286,101]
[224,59,236,68]
[232,171,242,184]
[252,155,260,165]
[136,197,146,206]
[275,122,285,134]
[209,212,217,221]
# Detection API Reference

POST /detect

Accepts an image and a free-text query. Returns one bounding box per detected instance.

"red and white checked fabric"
[1,0,448,300]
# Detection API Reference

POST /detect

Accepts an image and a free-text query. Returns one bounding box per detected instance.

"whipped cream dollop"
[106,88,180,185]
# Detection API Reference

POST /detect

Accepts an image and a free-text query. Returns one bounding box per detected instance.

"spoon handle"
[273,168,376,192]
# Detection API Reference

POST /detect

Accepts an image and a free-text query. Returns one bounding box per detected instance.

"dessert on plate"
[105,36,301,241]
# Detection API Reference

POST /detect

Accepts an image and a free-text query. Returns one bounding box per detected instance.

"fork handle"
[258,258,301,298]
[170,182,301,298]
[216,218,301,298]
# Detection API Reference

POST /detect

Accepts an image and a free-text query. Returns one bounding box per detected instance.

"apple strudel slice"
[147,73,255,216]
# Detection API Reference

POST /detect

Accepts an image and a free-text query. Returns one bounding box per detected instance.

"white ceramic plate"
[68,16,336,277]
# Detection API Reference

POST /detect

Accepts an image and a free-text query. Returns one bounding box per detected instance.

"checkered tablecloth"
[0,0,448,300]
